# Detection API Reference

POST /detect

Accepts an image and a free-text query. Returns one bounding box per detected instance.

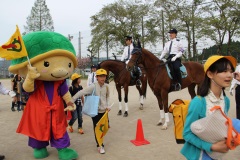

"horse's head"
[127,40,142,72]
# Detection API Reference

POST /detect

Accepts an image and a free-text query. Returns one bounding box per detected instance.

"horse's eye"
[68,63,72,68]
[44,61,49,67]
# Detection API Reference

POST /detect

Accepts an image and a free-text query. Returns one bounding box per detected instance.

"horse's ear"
[137,38,142,48]
[133,42,136,48]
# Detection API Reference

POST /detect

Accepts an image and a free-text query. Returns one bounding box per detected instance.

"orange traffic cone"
[66,111,72,120]
[130,119,150,146]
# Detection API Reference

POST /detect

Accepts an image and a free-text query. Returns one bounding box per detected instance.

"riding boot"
[175,69,182,91]
[134,67,141,86]
[136,79,141,86]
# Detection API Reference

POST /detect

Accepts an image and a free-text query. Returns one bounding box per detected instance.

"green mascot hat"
[9,31,77,74]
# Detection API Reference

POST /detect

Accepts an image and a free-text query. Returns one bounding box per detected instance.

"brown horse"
[99,60,147,117]
[126,46,205,129]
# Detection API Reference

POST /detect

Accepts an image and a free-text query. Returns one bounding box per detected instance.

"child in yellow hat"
[68,73,84,134]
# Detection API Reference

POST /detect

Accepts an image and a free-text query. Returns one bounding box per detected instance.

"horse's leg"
[136,85,144,110]
[123,85,129,117]
[160,90,169,130]
[155,93,164,126]
[188,83,197,99]
[116,85,123,115]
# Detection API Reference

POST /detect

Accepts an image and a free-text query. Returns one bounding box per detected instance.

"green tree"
[24,0,54,34]
[89,0,156,58]
[200,0,240,55]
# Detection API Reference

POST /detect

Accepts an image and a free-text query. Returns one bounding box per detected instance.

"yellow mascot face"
[32,56,74,81]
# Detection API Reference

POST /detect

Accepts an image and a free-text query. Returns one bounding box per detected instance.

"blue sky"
[0,0,116,58]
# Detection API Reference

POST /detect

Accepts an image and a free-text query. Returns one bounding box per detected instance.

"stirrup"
[175,83,181,91]
[136,79,141,86]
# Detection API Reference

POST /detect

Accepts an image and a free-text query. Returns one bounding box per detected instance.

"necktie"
[168,41,173,55]
[92,73,95,83]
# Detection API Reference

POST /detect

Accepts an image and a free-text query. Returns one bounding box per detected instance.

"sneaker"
[68,126,73,133]
[98,146,105,154]
[11,108,16,112]
[78,128,84,134]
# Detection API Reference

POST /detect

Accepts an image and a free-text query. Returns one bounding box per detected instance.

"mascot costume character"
[9,31,78,160]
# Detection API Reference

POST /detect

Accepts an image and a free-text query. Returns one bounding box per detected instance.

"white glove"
[171,56,177,62]
[162,58,167,62]
[229,87,234,96]
[8,91,16,97]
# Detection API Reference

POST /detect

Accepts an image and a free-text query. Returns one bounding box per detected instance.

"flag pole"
[26,56,32,67]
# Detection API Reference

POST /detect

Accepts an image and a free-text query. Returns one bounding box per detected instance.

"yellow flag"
[0,25,28,60]
[95,111,109,146]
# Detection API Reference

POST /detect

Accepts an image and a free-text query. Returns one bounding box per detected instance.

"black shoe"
[123,111,128,117]
[0,154,5,160]
[117,110,122,115]
[136,79,141,86]
[17,107,21,112]
[11,108,16,112]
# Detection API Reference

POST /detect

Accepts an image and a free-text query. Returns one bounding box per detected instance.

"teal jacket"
[180,96,230,160]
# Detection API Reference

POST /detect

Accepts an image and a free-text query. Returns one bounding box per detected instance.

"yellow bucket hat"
[71,73,81,81]
[96,69,107,75]
[204,55,237,72]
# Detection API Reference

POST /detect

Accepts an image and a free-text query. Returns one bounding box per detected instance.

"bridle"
[129,47,142,66]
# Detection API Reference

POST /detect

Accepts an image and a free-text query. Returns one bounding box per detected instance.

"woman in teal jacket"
[181,55,237,160]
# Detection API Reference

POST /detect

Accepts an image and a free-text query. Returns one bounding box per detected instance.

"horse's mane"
[141,48,163,63]
[99,59,125,65]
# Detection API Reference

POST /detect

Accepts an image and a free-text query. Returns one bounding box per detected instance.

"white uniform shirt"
[230,65,240,89]
[159,38,184,60]
[87,72,97,87]
[121,43,134,64]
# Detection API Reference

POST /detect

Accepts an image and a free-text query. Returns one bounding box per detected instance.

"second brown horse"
[99,60,147,117]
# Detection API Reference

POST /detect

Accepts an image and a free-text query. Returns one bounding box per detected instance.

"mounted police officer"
[121,35,141,86]
[159,28,184,90]
[87,64,97,87]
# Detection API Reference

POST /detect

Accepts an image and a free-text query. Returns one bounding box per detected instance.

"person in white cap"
[87,64,97,87]
[159,28,184,91]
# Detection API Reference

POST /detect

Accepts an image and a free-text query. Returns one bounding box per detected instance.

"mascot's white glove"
[229,87,234,96]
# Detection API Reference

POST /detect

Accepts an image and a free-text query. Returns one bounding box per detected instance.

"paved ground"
[0,79,239,160]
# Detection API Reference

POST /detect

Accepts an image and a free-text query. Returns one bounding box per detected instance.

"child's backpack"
[168,99,190,144]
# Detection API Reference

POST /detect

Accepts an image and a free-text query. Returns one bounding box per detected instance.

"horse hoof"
[117,110,122,115]
[123,111,128,117]
[161,126,168,130]
[157,122,162,126]
[139,105,143,110]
